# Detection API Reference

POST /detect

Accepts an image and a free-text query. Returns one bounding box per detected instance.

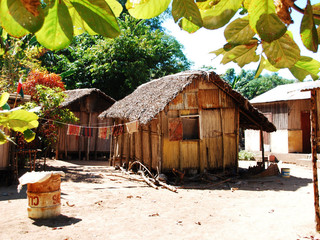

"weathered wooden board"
[180,141,199,169]
[162,138,179,170]
[198,89,220,109]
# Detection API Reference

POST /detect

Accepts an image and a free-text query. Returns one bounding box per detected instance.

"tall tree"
[221,68,294,99]
[41,15,191,100]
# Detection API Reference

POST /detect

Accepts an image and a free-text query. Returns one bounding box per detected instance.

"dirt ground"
[1,160,320,240]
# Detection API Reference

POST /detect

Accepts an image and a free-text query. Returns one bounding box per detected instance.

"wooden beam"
[219,108,225,171]
[140,125,144,164]
[260,128,265,169]
[148,123,152,169]
[86,112,92,161]
[311,90,320,231]
[157,114,162,173]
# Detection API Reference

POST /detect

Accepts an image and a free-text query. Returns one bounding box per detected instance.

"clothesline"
[38,117,139,139]
[38,117,138,128]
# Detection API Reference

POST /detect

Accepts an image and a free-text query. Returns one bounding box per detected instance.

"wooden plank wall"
[288,99,310,130]
[112,78,239,173]
[0,142,9,170]
[254,102,288,130]
[56,111,112,159]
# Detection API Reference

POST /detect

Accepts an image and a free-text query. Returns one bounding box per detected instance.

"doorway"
[301,111,311,153]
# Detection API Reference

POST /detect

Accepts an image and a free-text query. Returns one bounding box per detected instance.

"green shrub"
[238,150,255,161]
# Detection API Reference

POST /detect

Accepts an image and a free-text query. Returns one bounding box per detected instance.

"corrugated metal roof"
[250,81,320,104]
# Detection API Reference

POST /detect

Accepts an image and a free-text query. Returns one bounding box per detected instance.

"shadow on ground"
[32,214,82,228]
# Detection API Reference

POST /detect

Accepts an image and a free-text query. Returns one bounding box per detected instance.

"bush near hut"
[23,69,65,101]
[238,150,255,161]
[18,85,78,160]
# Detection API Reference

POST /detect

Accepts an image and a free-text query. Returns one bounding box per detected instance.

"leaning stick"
[138,170,158,189]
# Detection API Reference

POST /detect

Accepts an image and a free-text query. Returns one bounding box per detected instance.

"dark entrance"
[301,111,311,153]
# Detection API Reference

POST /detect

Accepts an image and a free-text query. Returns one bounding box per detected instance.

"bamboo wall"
[112,79,239,173]
[0,142,9,170]
[0,128,10,170]
[56,112,113,160]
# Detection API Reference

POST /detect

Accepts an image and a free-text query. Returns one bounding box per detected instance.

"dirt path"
[0,160,320,240]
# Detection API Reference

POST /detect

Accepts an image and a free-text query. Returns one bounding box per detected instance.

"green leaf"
[5,110,39,132]
[71,0,120,38]
[210,47,226,57]
[66,1,96,36]
[254,56,279,78]
[199,0,242,30]
[8,0,44,32]
[224,16,255,44]
[312,3,320,25]
[221,40,259,67]
[263,33,300,68]
[36,0,73,51]
[172,0,203,27]
[248,0,286,42]
[289,56,320,81]
[23,129,36,143]
[105,0,123,17]
[300,0,318,52]
[0,0,28,37]
[178,18,201,33]
[2,103,10,110]
[0,92,9,108]
[126,0,171,19]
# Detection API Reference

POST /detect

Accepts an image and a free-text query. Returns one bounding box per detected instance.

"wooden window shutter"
[169,118,183,141]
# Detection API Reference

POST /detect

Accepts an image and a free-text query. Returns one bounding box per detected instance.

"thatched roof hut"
[61,88,115,112]
[57,88,115,160]
[100,70,275,132]
[99,70,275,173]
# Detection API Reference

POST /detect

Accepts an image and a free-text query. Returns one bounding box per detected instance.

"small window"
[182,117,199,140]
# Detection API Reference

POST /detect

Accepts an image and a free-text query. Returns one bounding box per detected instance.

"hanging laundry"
[81,127,93,137]
[98,127,108,139]
[67,124,81,136]
[112,125,124,137]
[106,127,112,139]
[126,121,139,134]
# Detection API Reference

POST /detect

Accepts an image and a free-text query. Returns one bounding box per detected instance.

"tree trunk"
[311,90,320,231]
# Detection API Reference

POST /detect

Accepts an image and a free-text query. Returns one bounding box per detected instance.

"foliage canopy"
[1,0,320,81]
[41,15,191,100]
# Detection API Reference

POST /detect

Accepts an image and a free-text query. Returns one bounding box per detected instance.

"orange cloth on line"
[99,127,111,139]
[126,121,139,134]
[67,124,81,136]
[98,127,108,139]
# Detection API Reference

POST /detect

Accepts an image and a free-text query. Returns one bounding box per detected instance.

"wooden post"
[64,126,68,159]
[260,128,265,169]
[78,112,82,161]
[120,120,124,166]
[219,108,225,171]
[86,112,92,161]
[140,125,144,164]
[109,121,114,166]
[94,117,99,160]
[311,90,320,231]
[148,123,152,169]
[157,115,162,173]
[126,133,130,168]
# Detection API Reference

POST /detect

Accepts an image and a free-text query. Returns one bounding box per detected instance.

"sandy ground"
[1,160,320,240]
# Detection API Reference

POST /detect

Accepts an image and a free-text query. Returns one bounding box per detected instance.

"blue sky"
[162,0,320,80]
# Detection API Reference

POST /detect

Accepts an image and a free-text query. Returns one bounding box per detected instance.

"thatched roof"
[251,81,320,104]
[61,88,115,112]
[99,70,276,132]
